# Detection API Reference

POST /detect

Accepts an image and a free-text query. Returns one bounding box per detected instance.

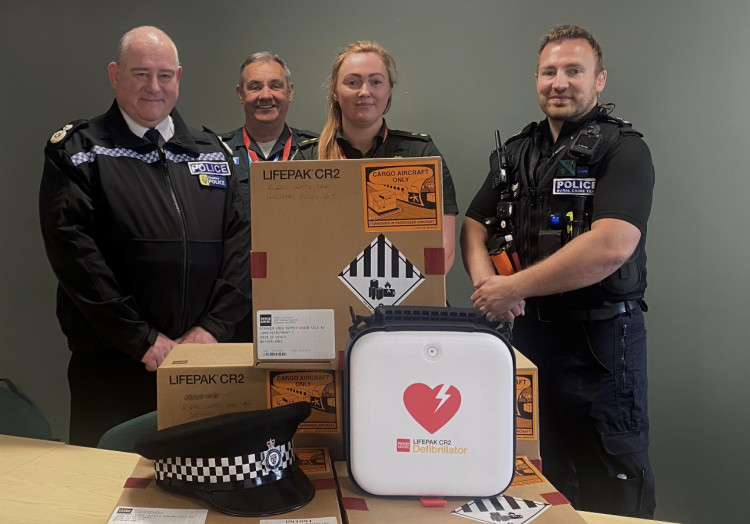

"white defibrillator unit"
[344,306,516,497]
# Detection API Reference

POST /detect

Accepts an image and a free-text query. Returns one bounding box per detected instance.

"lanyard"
[340,125,389,159]
[243,126,293,163]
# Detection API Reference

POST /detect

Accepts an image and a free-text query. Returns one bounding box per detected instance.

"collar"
[335,120,387,159]
[542,105,602,146]
[103,101,201,153]
[244,124,292,160]
[120,110,174,143]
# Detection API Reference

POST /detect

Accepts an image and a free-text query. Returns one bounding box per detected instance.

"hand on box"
[175,326,217,345]
[141,332,177,371]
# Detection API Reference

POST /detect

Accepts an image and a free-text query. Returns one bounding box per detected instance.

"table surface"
[0,435,678,524]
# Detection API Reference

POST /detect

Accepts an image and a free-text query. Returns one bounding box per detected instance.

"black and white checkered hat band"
[154,440,295,485]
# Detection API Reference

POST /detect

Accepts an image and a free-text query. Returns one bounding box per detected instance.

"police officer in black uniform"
[461,25,655,518]
[40,27,250,447]
[220,52,317,341]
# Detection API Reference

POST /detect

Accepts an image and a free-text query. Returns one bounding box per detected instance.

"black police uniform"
[40,101,251,446]
[219,125,319,342]
[296,121,459,215]
[465,105,655,518]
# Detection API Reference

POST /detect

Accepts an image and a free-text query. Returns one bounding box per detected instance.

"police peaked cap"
[135,402,314,517]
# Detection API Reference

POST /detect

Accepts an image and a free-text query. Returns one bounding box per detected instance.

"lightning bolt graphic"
[434,384,452,412]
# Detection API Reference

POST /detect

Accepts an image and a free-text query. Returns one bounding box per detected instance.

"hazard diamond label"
[452,495,550,523]
[338,234,424,311]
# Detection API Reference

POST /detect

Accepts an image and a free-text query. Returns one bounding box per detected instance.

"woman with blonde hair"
[298,41,458,269]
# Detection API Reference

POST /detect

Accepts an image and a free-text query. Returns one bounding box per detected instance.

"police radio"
[485,130,522,276]
[490,131,519,200]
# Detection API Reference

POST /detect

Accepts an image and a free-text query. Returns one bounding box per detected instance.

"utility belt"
[534,299,646,323]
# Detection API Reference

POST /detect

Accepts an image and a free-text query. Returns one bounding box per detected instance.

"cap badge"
[264,438,282,471]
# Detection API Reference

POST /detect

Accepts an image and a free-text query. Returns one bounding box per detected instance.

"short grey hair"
[238,51,291,87]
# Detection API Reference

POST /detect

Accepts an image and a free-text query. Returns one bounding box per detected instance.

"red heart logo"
[403,383,461,434]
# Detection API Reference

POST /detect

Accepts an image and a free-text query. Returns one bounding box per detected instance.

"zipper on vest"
[158,148,189,330]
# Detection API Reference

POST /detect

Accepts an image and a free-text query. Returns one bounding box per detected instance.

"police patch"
[188,161,231,176]
[199,174,228,188]
[50,130,66,144]
[553,178,596,196]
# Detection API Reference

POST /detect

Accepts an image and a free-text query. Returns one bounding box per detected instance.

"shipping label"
[256,310,335,360]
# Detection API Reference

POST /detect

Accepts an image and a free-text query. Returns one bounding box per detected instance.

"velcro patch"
[199,174,228,188]
[553,178,596,196]
[188,161,230,176]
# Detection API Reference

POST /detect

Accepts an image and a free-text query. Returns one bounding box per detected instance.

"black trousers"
[513,305,656,518]
[67,349,156,447]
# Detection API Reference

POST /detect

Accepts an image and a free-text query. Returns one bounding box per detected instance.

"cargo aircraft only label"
[361,160,442,232]
[338,234,424,311]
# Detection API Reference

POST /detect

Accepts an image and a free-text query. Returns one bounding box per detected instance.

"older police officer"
[40,26,250,446]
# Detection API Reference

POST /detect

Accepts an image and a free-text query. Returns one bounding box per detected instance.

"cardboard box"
[157,344,346,459]
[109,448,342,523]
[250,158,448,368]
[156,343,266,430]
[514,349,540,464]
[335,456,585,524]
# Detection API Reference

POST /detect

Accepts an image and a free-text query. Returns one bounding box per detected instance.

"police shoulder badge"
[49,123,75,144]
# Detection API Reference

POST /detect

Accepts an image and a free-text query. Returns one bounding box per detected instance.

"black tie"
[144,128,161,146]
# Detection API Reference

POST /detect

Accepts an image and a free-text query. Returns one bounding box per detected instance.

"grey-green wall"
[2,2,748,522]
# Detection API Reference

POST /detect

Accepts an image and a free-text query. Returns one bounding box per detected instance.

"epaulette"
[202,125,230,140]
[505,122,537,146]
[47,120,88,147]
[214,127,240,142]
[295,128,320,139]
[596,114,643,138]
[202,126,233,155]
[297,136,319,148]
[594,104,643,137]
[388,129,431,141]
[218,137,232,156]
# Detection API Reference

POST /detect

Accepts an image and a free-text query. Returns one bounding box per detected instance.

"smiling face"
[535,38,606,126]
[108,28,181,128]
[236,59,294,134]
[334,52,392,131]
